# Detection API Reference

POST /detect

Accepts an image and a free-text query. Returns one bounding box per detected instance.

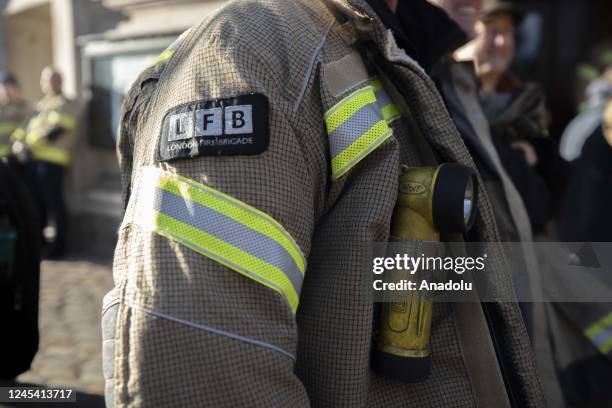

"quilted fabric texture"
[108,0,546,406]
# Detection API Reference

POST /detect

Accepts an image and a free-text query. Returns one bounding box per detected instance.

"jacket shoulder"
[178,0,335,103]
[198,0,330,47]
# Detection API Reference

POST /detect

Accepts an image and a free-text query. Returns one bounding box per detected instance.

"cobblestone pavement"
[15,255,113,401]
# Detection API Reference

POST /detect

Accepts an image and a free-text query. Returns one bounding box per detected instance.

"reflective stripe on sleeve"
[325,85,393,180]
[31,145,71,166]
[12,127,26,141]
[127,167,306,313]
[47,111,76,130]
[25,129,46,145]
[151,49,175,67]
[585,312,612,354]
[150,29,191,68]
[371,79,401,124]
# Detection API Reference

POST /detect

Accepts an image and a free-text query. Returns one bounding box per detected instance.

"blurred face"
[387,0,398,12]
[0,83,18,103]
[473,14,515,79]
[604,101,612,147]
[40,68,62,95]
[434,0,482,39]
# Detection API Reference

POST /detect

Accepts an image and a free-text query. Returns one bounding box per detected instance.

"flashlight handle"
[373,208,436,383]
[378,289,433,358]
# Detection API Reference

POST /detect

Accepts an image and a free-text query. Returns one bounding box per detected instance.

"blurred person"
[559,100,612,242]
[432,0,539,242]
[605,99,612,146]
[104,0,547,406]
[433,0,481,39]
[471,3,560,235]
[551,100,612,407]
[0,73,30,159]
[11,67,77,259]
[434,2,612,406]
[431,0,567,406]
[0,159,41,380]
[560,61,612,162]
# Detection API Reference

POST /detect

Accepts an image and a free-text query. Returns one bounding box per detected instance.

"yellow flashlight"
[372,164,478,383]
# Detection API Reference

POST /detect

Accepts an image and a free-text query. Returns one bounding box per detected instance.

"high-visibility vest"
[0,99,29,157]
[12,94,77,166]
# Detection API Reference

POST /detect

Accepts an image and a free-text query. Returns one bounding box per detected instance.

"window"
[82,37,175,149]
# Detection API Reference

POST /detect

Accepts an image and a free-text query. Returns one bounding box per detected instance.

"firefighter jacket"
[0,98,29,157]
[12,94,77,166]
[105,0,547,406]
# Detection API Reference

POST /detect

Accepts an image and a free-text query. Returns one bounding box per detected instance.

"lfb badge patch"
[158,94,269,161]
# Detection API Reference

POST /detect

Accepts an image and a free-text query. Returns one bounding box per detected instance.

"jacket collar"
[327,0,388,42]
[327,0,466,73]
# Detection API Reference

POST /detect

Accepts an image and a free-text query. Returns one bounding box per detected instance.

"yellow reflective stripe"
[599,338,612,354]
[154,212,300,312]
[25,129,46,145]
[129,167,306,313]
[331,119,392,179]
[585,312,612,354]
[585,312,612,338]
[29,115,45,129]
[324,81,397,180]
[325,86,377,134]
[31,145,70,166]
[381,104,401,123]
[158,175,306,273]
[47,111,76,129]
[149,29,190,68]
[12,127,26,141]
[370,79,383,92]
[370,77,401,123]
[151,50,175,67]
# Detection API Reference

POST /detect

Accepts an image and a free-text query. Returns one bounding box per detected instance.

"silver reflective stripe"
[591,327,612,349]
[374,85,401,123]
[324,86,373,120]
[126,302,296,360]
[375,87,393,110]
[328,102,382,158]
[153,187,303,297]
[150,227,290,310]
[333,127,393,177]
[324,83,394,180]
[585,312,612,354]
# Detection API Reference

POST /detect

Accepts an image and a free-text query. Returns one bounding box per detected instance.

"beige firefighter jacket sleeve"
[106,0,546,407]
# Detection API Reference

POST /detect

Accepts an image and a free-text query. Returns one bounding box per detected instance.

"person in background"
[0,74,30,159]
[439,4,612,406]
[430,0,567,405]
[11,67,77,259]
[470,5,554,234]
[560,59,612,162]
[605,99,612,146]
[559,100,612,242]
[553,99,612,407]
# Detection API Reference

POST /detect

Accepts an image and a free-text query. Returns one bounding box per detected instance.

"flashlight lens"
[463,178,474,226]
[432,164,478,233]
